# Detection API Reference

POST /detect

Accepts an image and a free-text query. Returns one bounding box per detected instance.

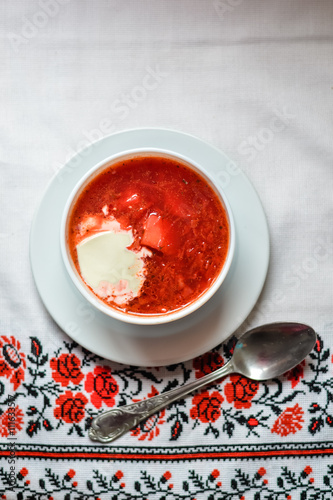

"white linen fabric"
[1,1,333,499]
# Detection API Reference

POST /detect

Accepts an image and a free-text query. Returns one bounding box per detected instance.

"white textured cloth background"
[1,1,333,498]
[1,0,332,337]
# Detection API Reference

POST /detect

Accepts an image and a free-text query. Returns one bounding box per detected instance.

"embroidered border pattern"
[1,463,332,499]
[1,333,332,443]
[1,442,333,462]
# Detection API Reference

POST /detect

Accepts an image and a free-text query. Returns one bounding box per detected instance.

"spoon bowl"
[232,322,316,380]
[89,321,316,443]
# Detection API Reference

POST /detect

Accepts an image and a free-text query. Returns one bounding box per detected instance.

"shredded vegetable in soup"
[67,154,230,316]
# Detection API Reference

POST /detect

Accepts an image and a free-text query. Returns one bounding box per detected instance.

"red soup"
[67,154,230,316]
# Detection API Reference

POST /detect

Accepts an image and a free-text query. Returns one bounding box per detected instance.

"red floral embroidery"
[190,390,224,423]
[271,404,304,436]
[211,469,220,479]
[114,471,124,481]
[285,360,305,388]
[18,468,29,481]
[0,336,26,390]
[247,417,259,428]
[304,466,312,475]
[224,375,258,409]
[65,469,76,481]
[315,338,322,353]
[50,354,84,387]
[131,386,165,441]
[257,467,266,477]
[54,391,87,424]
[0,405,24,437]
[85,365,119,409]
[193,351,224,378]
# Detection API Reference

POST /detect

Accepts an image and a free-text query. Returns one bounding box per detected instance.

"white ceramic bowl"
[60,148,235,325]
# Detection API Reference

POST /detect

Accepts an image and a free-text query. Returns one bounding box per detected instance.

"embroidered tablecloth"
[1,1,333,499]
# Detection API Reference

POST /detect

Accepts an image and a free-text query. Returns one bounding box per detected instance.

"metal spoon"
[89,322,316,443]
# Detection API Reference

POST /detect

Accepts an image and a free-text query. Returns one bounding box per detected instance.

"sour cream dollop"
[76,228,151,306]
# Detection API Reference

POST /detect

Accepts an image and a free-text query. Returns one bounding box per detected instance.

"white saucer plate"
[30,128,269,366]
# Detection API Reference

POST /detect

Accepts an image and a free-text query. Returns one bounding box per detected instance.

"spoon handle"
[89,360,235,443]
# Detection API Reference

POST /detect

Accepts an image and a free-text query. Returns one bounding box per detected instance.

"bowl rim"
[60,147,236,325]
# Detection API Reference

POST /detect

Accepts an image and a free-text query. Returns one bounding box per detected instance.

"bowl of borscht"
[60,149,235,325]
